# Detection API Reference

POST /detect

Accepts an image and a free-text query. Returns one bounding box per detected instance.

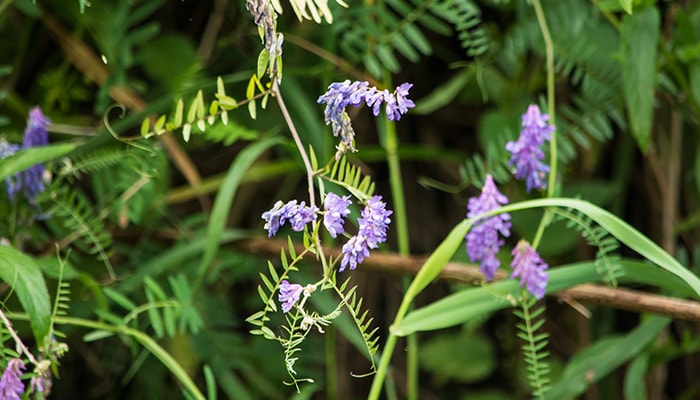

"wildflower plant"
[3,1,700,399]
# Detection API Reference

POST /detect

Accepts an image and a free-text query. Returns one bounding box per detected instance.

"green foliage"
[514,297,550,399]
[333,0,486,78]
[0,246,52,346]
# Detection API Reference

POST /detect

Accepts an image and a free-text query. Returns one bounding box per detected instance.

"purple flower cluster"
[505,104,554,192]
[261,200,318,237]
[510,240,549,299]
[0,358,25,400]
[465,175,550,298]
[0,107,50,204]
[466,175,512,280]
[317,80,415,158]
[279,280,304,313]
[323,192,352,238]
[340,196,392,272]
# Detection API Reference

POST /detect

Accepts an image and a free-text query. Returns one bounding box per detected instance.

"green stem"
[8,313,206,400]
[532,0,557,198]
[380,72,415,399]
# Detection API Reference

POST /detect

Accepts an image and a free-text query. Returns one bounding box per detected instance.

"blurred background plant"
[0,0,700,399]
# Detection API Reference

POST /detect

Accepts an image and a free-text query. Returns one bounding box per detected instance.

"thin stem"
[0,308,38,365]
[272,80,316,208]
[532,0,557,198]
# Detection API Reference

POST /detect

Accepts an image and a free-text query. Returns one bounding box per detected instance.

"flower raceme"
[0,107,50,204]
[510,240,549,300]
[506,104,555,192]
[317,80,415,159]
[0,358,26,400]
[261,193,392,273]
[465,175,512,280]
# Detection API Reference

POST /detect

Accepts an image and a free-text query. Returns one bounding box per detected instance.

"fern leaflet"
[514,296,551,399]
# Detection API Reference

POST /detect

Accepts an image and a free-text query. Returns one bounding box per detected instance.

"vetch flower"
[339,196,392,272]
[323,192,351,238]
[288,201,318,231]
[466,175,511,280]
[279,280,304,313]
[0,358,26,400]
[510,240,549,299]
[262,200,318,237]
[318,80,415,158]
[18,107,50,203]
[358,195,392,249]
[505,104,554,192]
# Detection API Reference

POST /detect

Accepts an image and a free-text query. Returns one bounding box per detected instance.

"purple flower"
[340,235,370,272]
[3,107,51,203]
[339,196,392,272]
[318,81,415,158]
[466,175,511,280]
[279,280,304,313]
[262,200,295,237]
[510,240,549,299]
[288,202,318,231]
[323,192,351,238]
[506,104,554,192]
[358,195,392,249]
[0,358,25,400]
[262,200,318,236]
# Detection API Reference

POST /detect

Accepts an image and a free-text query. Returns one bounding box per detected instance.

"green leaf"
[174,99,184,127]
[620,7,659,152]
[0,246,52,346]
[195,137,283,284]
[547,316,667,399]
[619,0,632,14]
[140,118,151,136]
[624,352,649,400]
[0,144,76,182]
[257,49,270,79]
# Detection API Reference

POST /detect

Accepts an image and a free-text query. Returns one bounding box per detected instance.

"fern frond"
[552,207,621,287]
[321,156,376,201]
[432,0,489,57]
[46,187,115,279]
[49,255,71,341]
[138,77,244,142]
[514,296,551,399]
[58,146,126,181]
[333,276,380,370]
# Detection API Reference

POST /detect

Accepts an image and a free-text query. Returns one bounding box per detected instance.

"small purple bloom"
[262,200,318,236]
[358,195,392,249]
[339,196,392,272]
[279,280,304,313]
[323,192,351,238]
[340,235,370,272]
[4,107,51,203]
[510,240,549,299]
[262,200,294,237]
[288,202,318,232]
[0,358,25,400]
[318,81,415,158]
[506,104,554,192]
[466,175,511,280]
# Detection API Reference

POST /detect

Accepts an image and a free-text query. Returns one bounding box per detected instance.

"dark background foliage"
[2,0,700,399]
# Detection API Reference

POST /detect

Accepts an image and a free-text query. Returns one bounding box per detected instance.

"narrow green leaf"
[103,287,137,311]
[248,100,257,120]
[0,144,76,182]
[154,115,166,132]
[620,7,659,152]
[82,330,116,342]
[619,0,632,14]
[182,124,192,142]
[194,137,282,284]
[140,118,151,136]
[0,246,52,346]
[174,99,184,126]
[257,49,270,78]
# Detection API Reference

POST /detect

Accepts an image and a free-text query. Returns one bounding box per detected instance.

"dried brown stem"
[238,237,700,321]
